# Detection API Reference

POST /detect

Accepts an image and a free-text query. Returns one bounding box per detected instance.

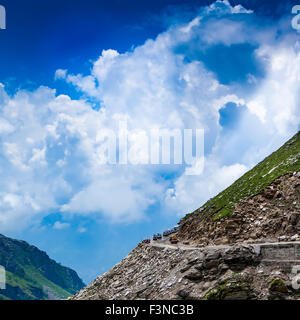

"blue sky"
[0,0,300,283]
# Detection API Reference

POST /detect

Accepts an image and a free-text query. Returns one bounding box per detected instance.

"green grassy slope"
[181,131,300,222]
[0,234,85,300]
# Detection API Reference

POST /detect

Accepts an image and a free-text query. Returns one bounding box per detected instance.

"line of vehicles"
[141,226,179,244]
[162,226,178,237]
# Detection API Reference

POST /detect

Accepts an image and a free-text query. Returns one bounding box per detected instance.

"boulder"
[177,289,190,299]
[184,271,203,282]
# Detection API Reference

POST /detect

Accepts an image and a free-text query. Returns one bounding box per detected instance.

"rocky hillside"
[72,241,300,300]
[178,171,300,246]
[72,132,300,300]
[178,131,300,244]
[0,234,85,300]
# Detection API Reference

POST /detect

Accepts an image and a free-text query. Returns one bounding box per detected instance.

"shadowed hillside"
[0,234,85,300]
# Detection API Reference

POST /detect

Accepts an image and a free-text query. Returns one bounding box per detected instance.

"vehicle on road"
[163,230,171,237]
[170,235,178,244]
[170,227,178,234]
[142,239,151,244]
[153,233,162,240]
[163,227,178,237]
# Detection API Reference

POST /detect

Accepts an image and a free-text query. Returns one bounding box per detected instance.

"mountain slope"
[182,131,300,223]
[71,241,300,300]
[0,234,85,300]
[178,131,300,245]
[72,131,300,300]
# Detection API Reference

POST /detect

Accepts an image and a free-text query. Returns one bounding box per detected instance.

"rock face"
[72,242,300,300]
[179,131,300,245]
[0,234,85,300]
[178,172,300,246]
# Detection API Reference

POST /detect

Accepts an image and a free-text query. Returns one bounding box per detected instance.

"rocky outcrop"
[178,172,300,246]
[71,242,300,300]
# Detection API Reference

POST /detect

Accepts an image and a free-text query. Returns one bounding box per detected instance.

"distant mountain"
[0,234,85,300]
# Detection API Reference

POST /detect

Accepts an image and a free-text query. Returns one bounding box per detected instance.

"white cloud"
[92,49,120,83]
[62,168,164,223]
[206,0,253,15]
[180,17,202,33]
[165,161,248,214]
[67,74,99,98]
[246,45,300,134]
[0,1,299,233]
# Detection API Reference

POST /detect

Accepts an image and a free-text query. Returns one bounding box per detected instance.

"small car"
[170,227,178,234]
[163,231,169,237]
[156,233,162,239]
[153,234,158,241]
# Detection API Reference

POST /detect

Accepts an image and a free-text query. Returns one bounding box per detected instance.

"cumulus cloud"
[62,169,164,222]
[246,44,300,134]
[207,0,253,15]
[0,0,299,232]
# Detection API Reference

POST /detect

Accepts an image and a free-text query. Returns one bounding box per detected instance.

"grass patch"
[22,265,72,299]
[181,131,300,223]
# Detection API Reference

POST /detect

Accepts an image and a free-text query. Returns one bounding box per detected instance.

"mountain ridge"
[181,131,300,223]
[0,233,85,300]
[178,131,300,246]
